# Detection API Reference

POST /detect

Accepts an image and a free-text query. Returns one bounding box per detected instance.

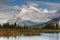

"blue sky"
[0,0,59,10]
[0,0,60,6]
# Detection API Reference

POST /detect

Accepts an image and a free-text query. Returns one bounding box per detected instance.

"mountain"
[18,20,37,26]
[47,17,60,23]
[29,22,46,28]
[7,18,37,26]
[16,6,56,23]
[45,17,60,28]
[6,6,58,26]
[0,5,58,26]
[31,17,60,28]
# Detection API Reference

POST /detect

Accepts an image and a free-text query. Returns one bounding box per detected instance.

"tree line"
[0,22,29,29]
[42,22,60,30]
[0,22,59,30]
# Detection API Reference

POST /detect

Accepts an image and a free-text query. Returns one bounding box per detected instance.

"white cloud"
[0,14,7,18]
[0,4,21,10]
[28,2,39,7]
[0,4,21,18]
[0,4,21,23]
[34,2,60,10]
[26,1,60,10]
[42,2,60,8]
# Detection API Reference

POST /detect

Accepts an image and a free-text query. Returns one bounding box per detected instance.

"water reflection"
[0,33,60,40]
[49,33,59,40]
[41,33,59,40]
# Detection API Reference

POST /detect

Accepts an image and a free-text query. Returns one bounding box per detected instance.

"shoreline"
[0,29,59,36]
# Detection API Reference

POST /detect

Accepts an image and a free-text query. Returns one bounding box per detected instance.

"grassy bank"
[0,29,60,36]
[0,29,40,36]
[0,29,22,36]
[0,22,59,36]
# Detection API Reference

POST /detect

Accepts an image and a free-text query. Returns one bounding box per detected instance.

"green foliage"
[42,22,60,30]
[0,22,30,29]
[0,22,60,30]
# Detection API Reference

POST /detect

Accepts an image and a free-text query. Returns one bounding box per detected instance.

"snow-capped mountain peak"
[0,5,58,26]
[16,6,57,23]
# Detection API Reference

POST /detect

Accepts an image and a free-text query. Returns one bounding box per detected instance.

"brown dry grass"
[0,29,59,36]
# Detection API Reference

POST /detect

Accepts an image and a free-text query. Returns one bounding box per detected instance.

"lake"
[0,33,59,40]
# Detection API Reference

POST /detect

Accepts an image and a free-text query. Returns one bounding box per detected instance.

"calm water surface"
[0,33,60,40]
